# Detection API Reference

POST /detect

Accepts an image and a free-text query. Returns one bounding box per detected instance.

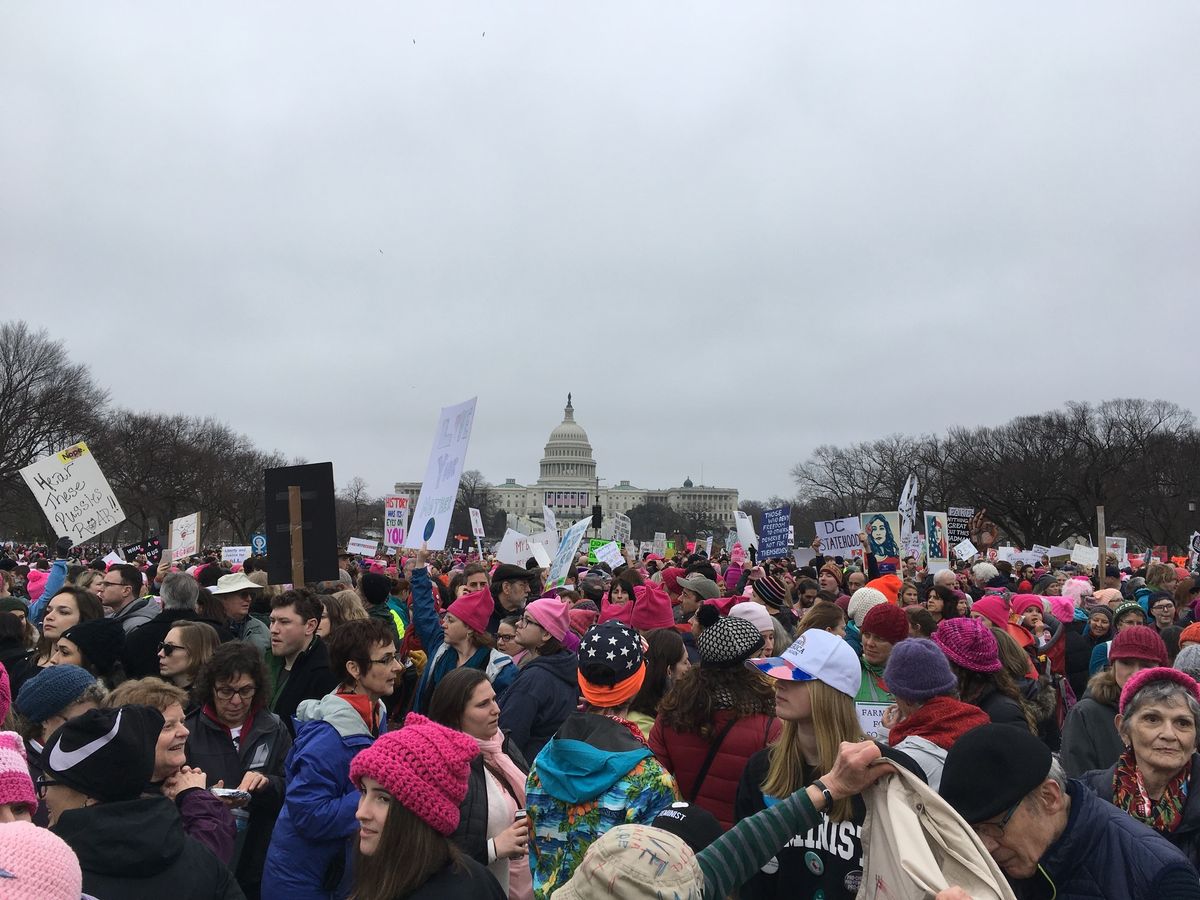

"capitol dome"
[538,394,597,486]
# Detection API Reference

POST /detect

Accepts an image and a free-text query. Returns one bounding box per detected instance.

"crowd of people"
[1,530,1200,898]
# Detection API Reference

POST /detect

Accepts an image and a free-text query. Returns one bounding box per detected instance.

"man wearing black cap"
[940,724,1200,899]
[487,562,533,632]
[43,706,243,898]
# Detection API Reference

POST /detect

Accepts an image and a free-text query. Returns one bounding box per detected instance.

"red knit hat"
[861,603,909,645]
[971,595,1010,629]
[1179,622,1200,649]
[1108,625,1167,666]
[349,713,479,836]
[445,588,493,635]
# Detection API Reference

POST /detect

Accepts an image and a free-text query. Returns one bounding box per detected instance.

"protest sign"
[953,538,978,561]
[1189,532,1200,572]
[924,512,949,566]
[101,551,123,567]
[903,532,924,565]
[947,507,974,548]
[653,532,667,557]
[1104,536,1128,568]
[664,540,676,560]
[122,537,163,565]
[1070,544,1100,568]
[1012,550,1043,565]
[529,542,552,568]
[20,442,126,543]
[169,513,201,562]
[587,538,610,565]
[264,461,338,585]
[793,548,816,567]
[815,517,862,557]
[593,541,624,569]
[250,534,267,556]
[383,495,410,549]
[730,543,746,566]
[1048,546,1071,558]
[995,546,1016,563]
[468,507,485,539]
[496,529,532,566]
[347,537,379,557]
[548,516,593,588]
[705,536,713,556]
[898,474,919,540]
[1031,544,1052,559]
[857,702,892,743]
[543,506,558,544]
[734,511,758,555]
[612,512,631,544]
[221,546,252,565]
[404,397,478,551]
[861,511,902,567]
[758,506,791,559]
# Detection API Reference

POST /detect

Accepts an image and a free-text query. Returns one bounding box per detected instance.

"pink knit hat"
[971,595,1010,629]
[0,731,37,816]
[1011,594,1045,616]
[25,569,48,601]
[0,660,10,724]
[630,582,675,632]
[445,588,493,635]
[0,821,83,899]
[524,597,571,642]
[932,618,1002,674]
[350,713,479,836]
[569,606,599,636]
[1049,596,1076,625]
[1119,667,1200,714]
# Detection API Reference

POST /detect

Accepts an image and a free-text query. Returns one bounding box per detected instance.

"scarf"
[477,733,533,900]
[887,695,992,750]
[1112,745,1191,833]
[336,691,380,736]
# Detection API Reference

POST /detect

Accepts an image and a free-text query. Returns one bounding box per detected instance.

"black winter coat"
[406,855,505,899]
[267,635,339,736]
[122,608,235,679]
[53,796,244,900]
[450,733,529,866]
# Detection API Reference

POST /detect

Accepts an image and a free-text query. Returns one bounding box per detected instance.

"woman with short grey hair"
[1080,666,1200,865]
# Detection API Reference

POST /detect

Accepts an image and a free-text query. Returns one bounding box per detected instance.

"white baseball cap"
[746,628,862,698]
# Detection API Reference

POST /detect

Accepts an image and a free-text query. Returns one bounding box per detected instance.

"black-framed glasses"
[35,777,60,799]
[973,796,1023,842]
[214,685,257,701]
[497,632,517,642]
[1152,604,1175,613]
[369,653,398,667]
[157,642,185,656]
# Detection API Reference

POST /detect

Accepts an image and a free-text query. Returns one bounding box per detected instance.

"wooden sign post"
[288,486,305,587]
[1097,505,1106,580]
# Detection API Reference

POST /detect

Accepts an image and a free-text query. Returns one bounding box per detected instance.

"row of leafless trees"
[745,399,1199,551]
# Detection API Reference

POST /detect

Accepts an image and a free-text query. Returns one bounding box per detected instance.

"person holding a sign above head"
[736,629,923,900]
[409,546,517,716]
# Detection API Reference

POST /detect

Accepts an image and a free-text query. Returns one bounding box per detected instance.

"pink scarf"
[477,733,532,900]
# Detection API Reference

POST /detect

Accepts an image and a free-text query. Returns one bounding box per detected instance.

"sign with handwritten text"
[20,443,125,543]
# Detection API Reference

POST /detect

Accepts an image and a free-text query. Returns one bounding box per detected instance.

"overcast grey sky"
[4,3,1199,503]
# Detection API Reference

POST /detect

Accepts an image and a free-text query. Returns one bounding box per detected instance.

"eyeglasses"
[35,777,60,799]
[1152,604,1175,613]
[157,642,186,656]
[215,685,257,701]
[973,797,1023,842]
[369,653,398,667]
[497,633,517,641]
[100,580,125,588]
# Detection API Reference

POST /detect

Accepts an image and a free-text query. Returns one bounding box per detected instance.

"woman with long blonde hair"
[736,628,921,900]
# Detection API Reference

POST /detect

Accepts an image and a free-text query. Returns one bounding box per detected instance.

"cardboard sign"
[496,529,532,566]
[953,538,978,561]
[815,517,862,557]
[1070,544,1100,568]
[122,537,163,565]
[20,442,126,543]
[548,516,593,588]
[263,461,339,585]
[169,513,201,562]
[384,495,410,549]
[734,510,758,554]
[758,506,791,559]
[612,513,632,544]
[347,537,379,557]
[221,546,252,564]
[404,397,478,551]
[593,541,624,569]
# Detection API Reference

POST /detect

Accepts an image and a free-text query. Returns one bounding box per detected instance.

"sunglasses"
[157,642,186,656]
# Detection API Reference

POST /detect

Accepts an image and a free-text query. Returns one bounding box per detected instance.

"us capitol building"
[395,395,739,534]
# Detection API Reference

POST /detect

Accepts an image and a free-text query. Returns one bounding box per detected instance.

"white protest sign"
[347,537,379,557]
[101,550,124,567]
[735,510,758,553]
[468,507,485,539]
[653,532,667,557]
[612,512,632,544]
[815,517,862,556]
[903,532,924,563]
[793,548,816,567]
[1070,544,1100,568]
[169,513,201,562]
[496,529,532,566]
[1190,532,1200,572]
[20,442,126,543]
[953,538,978,561]
[857,702,892,743]
[404,397,478,551]
[221,546,252,564]
[548,516,593,587]
[1048,546,1072,558]
[543,506,558,544]
[1105,537,1128,567]
[705,536,713,557]
[384,495,411,549]
[593,541,624,569]
[1031,544,1052,558]
[898,474,919,540]
[529,541,552,568]
[995,546,1016,563]
[527,530,557,556]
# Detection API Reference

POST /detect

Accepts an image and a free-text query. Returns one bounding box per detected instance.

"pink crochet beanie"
[0,660,10,724]
[0,821,83,899]
[350,713,479,836]
[0,730,36,816]
[932,617,1002,674]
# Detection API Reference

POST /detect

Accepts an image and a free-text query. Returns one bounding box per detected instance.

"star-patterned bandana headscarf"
[577,621,646,707]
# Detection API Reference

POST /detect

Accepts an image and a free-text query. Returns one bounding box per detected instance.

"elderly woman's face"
[1121,694,1196,777]
[1088,613,1110,637]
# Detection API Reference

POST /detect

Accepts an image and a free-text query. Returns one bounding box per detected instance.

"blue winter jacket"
[260,692,387,900]
[498,649,578,762]
[29,558,67,626]
[409,568,516,713]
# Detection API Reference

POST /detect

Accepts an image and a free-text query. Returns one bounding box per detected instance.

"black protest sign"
[264,462,339,585]
[122,537,163,565]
